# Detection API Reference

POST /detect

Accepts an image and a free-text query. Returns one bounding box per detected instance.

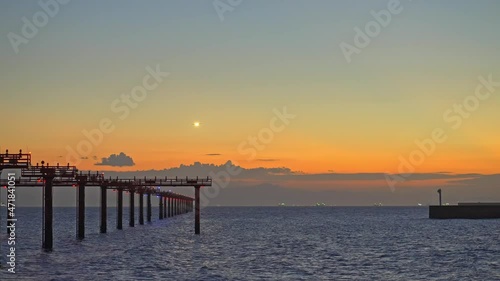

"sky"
[1,0,500,205]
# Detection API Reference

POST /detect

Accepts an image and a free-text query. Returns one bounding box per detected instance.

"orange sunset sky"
[1,1,500,205]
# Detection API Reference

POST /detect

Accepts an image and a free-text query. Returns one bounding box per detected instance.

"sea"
[0,207,499,281]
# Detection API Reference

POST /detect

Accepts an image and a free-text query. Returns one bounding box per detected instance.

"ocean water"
[0,207,499,281]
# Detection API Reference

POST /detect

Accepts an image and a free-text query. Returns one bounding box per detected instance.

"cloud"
[88,160,486,184]
[3,159,500,206]
[257,158,279,162]
[95,152,135,167]
[206,153,221,156]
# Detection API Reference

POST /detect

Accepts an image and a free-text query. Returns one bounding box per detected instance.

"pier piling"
[117,189,123,230]
[172,197,177,217]
[195,186,200,235]
[169,197,173,218]
[42,172,55,251]
[163,196,167,218]
[147,192,152,223]
[77,178,86,240]
[100,186,107,233]
[129,189,135,227]
[175,198,178,216]
[139,191,144,225]
[167,197,171,218]
[159,194,164,220]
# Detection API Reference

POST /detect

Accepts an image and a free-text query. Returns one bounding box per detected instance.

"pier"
[0,149,211,251]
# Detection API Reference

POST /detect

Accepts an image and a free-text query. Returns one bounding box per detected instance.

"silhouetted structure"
[430,203,500,219]
[430,189,500,219]
[437,189,442,206]
[0,149,211,252]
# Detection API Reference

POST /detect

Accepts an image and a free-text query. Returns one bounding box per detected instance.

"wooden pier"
[0,149,211,251]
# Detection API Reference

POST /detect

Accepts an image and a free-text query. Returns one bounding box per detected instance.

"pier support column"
[195,186,201,235]
[117,189,123,230]
[139,192,144,225]
[167,197,171,218]
[43,174,55,250]
[159,195,164,220]
[169,197,173,217]
[147,193,152,223]
[100,186,107,233]
[173,198,176,216]
[77,180,86,240]
[129,190,135,227]
[163,196,167,218]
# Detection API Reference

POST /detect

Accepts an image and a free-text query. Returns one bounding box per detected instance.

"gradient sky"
[1,1,500,205]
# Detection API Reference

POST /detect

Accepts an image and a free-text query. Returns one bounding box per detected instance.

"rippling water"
[1,207,499,280]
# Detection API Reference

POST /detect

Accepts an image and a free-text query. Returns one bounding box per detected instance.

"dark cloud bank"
[95,152,135,167]
[1,161,499,207]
